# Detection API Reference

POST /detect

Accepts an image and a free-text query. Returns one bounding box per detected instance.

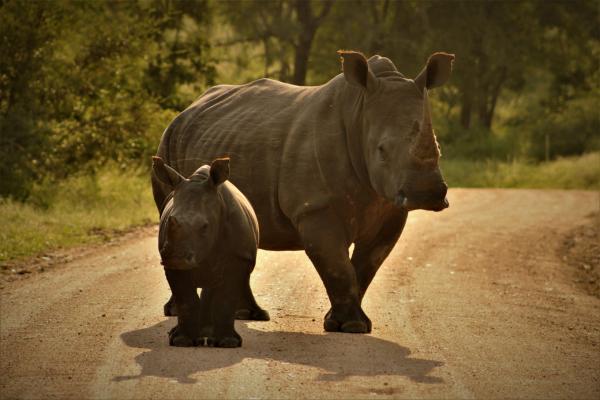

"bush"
[442,152,600,189]
[0,165,157,262]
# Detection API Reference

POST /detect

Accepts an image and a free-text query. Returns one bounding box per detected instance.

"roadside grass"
[443,152,600,189]
[1,153,598,264]
[0,166,157,263]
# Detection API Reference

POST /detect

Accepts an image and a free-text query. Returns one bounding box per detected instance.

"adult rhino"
[152,51,454,334]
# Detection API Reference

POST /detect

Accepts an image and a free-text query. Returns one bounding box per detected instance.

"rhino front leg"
[164,269,203,347]
[163,295,178,316]
[298,212,371,333]
[352,210,407,301]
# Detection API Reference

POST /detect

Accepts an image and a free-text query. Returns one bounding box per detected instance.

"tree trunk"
[367,0,390,54]
[292,34,314,85]
[263,38,271,77]
[477,83,490,129]
[484,68,507,129]
[460,80,473,129]
[290,0,332,85]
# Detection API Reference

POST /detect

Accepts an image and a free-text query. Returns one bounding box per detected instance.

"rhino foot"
[215,336,242,348]
[206,334,242,348]
[235,307,270,321]
[324,317,341,332]
[323,309,372,334]
[168,325,197,347]
[169,324,241,348]
[341,320,370,333]
[324,318,370,333]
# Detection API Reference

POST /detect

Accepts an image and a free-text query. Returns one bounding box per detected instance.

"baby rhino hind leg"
[234,269,270,321]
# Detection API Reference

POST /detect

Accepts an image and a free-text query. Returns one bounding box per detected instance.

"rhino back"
[158,78,343,249]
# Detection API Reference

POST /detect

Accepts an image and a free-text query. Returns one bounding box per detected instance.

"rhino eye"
[409,121,420,139]
[377,144,387,162]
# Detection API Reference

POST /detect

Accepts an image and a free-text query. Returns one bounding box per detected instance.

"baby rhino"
[152,156,269,347]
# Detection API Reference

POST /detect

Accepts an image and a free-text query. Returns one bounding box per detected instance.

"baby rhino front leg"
[164,269,204,347]
[194,287,242,348]
[164,272,269,322]
[204,262,250,348]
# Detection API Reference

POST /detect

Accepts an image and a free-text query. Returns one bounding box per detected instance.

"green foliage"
[310,0,599,161]
[442,153,600,189]
[144,0,216,109]
[0,0,210,199]
[0,0,66,199]
[215,0,332,85]
[0,164,156,262]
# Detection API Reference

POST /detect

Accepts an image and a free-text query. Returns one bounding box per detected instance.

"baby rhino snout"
[160,242,197,268]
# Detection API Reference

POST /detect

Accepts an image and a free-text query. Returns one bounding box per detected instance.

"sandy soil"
[1,189,599,399]
[562,212,600,298]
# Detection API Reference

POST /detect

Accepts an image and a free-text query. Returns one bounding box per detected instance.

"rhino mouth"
[394,192,449,212]
[160,256,195,270]
[160,247,198,269]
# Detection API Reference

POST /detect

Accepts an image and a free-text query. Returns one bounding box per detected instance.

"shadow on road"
[115,319,444,384]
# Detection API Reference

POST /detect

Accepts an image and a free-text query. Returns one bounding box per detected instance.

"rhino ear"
[152,156,185,190]
[338,50,377,92]
[210,157,230,186]
[415,52,455,92]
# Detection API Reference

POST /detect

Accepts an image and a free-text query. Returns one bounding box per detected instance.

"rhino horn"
[410,94,441,164]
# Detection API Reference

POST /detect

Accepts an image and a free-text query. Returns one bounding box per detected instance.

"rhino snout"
[395,182,449,212]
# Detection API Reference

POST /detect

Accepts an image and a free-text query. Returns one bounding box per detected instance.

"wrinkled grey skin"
[152,51,454,334]
[153,156,269,348]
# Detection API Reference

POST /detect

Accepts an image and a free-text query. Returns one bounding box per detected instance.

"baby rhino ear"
[210,157,230,186]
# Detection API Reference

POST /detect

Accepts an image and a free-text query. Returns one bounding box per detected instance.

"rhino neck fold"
[341,85,373,191]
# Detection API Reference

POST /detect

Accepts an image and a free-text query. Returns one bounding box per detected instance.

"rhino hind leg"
[298,212,371,334]
[234,308,270,321]
[235,272,270,321]
[163,295,178,316]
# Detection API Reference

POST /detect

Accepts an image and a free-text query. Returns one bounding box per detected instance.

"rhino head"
[339,51,454,212]
[152,156,230,270]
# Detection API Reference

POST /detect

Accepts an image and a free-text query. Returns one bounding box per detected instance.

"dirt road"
[1,189,599,399]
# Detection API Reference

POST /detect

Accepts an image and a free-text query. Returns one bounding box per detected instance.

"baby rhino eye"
[198,219,208,232]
